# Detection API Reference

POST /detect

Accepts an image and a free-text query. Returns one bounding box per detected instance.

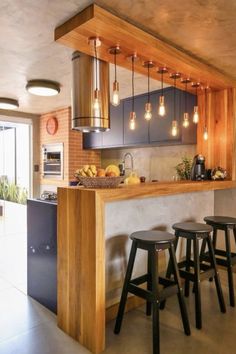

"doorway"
[0,120,31,294]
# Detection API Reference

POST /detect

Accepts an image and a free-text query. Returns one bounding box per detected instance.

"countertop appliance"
[42,143,63,179]
[191,154,206,181]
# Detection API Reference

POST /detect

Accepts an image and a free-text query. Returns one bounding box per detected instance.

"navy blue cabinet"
[123,95,150,145]
[102,104,123,147]
[27,199,57,314]
[83,87,197,149]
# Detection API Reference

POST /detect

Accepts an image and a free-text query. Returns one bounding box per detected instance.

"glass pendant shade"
[129,111,136,130]
[193,106,199,123]
[93,88,101,117]
[144,102,152,120]
[203,126,208,141]
[158,95,166,117]
[183,112,190,128]
[112,80,120,106]
[171,120,178,136]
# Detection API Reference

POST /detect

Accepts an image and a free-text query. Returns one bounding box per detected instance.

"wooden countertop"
[61,180,236,203]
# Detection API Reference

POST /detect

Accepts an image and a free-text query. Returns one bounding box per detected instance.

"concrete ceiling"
[0,0,235,115]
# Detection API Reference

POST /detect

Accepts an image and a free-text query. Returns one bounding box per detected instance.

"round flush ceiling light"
[0,97,19,110]
[26,80,60,96]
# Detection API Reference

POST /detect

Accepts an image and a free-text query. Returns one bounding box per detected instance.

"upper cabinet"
[83,87,197,149]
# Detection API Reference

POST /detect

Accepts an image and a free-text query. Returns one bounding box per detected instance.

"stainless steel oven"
[42,143,63,179]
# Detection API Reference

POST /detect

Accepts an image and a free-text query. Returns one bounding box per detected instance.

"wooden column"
[197,88,236,179]
[57,188,105,354]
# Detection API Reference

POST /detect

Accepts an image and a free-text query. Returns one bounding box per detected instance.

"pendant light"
[127,54,139,130]
[170,73,181,137]
[109,46,121,106]
[203,88,209,141]
[143,61,155,121]
[181,78,191,128]
[89,37,101,117]
[157,67,168,117]
[192,82,200,123]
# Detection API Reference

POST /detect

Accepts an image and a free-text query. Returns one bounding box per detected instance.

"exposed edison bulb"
[111,81,120,106]
[203,126,208,141]
[171,120,178,137]
[193,106,199,124]
[93,89,101,117]
[183,112,190,128]
[158,95,166,117]
[144,102,152,121]
[129,111,136,130]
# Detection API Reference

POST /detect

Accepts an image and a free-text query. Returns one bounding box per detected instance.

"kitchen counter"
[57,179,236,354]
[69,179,236,202]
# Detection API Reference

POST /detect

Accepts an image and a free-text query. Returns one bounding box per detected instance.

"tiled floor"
[0,271,235,354]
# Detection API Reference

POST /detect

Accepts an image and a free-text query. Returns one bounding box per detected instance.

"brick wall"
[40,107,101,187]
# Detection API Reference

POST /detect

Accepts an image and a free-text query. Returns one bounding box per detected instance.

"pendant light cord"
[94,42,98,91]
[174,76,176,119]
[161,71,164,96]
[185,81,187,113]
[114,51,117,82]
[205,88,207,127]
[147,64,150,103]
[132,56,134,112]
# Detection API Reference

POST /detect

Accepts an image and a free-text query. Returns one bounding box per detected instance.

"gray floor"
[0,272,235,354]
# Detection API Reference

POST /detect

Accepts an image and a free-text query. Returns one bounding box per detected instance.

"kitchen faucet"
[121,152,134,176]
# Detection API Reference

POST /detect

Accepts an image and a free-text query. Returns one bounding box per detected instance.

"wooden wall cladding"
[197,88,236,179]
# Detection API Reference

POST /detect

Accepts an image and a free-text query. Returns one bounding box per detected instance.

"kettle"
[191,155,206,181]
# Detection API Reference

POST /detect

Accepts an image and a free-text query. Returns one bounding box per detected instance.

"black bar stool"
[114,230,191,354]
[164,222,226,329]
[203,216,236,307]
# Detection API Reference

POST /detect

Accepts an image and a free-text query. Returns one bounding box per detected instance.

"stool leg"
[160,236,179,310]
[185,238,191,297]
[193,237,202,329]
[114,241,138,334]
[169,243,191,336]
[209,229,217,282]
[146,250,152,316]
[225,228,235,307]
[206,236,226,313]
[150,248,160,354]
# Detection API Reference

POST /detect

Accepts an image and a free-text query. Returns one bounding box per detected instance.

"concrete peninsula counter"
[57,180,236,354]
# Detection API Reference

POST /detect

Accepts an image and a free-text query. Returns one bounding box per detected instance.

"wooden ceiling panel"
[55,4,236,92]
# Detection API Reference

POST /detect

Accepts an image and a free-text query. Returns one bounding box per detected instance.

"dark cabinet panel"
[181,92,197,144]
[123,95,150,145]
[102,103,123,147]
[27,199,57,314]
[83,131,103,149]
[149,88,181,143]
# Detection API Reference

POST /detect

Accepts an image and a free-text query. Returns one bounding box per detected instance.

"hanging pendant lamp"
[170,73,181,136]
[192,82,200,123]
[181,78,191,128]
[127,54,139,130]
[157,67,168,117]
[109,46,121,106]
[143,61,155,121]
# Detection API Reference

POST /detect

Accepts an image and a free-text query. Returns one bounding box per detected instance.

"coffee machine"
[191,154,206,181]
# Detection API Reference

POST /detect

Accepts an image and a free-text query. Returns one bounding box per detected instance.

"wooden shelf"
[55,4,236,92]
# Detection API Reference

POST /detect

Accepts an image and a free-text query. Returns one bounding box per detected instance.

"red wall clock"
[46,117,58,135]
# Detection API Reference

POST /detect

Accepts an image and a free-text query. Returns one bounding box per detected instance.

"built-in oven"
[42,143,63,179]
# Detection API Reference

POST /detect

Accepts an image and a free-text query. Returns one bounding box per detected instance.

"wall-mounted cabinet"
[83,87,197,149]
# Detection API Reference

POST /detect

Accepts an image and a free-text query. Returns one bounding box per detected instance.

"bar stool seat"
[114,230,190,354]
[164,222,226,329]
[203,216,236,306]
